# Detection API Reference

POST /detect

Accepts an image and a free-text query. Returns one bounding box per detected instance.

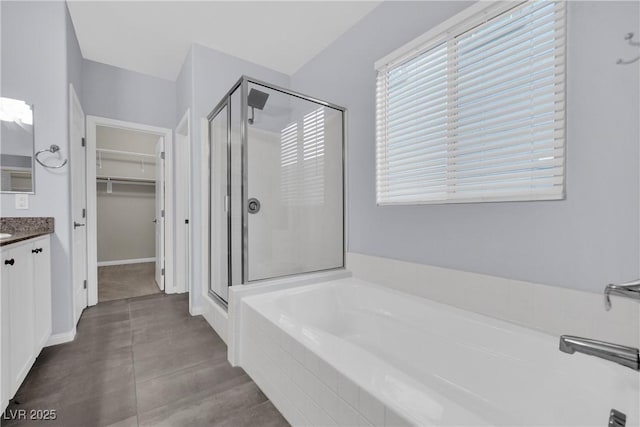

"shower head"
[248,89,269,125]
[248,89,269,110]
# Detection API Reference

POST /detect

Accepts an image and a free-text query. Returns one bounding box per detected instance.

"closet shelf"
[96,148,155,159]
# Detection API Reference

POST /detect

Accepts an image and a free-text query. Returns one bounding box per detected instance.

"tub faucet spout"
[559,335,639,371]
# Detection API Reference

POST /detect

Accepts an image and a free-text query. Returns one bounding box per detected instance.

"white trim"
[45,328,76,347]
[374,1,516,70]
[86,115,174,306]
[155,136,166,292]
[189,305,204,316]
[97,257,156,267]
[164,130,175,294]
[174,109,192,300]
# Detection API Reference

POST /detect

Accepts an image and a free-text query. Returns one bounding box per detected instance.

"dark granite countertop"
[0,217,55,247]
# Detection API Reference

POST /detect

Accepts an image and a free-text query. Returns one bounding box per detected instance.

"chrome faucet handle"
[604,280,640,311]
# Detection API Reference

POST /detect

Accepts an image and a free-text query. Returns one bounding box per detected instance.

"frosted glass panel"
[246,83,344,281]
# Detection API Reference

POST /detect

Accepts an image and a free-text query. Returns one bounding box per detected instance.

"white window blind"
[375,1,566,205]
[280,107,325,205]
[280,122,298,204]
[302,108,325,205]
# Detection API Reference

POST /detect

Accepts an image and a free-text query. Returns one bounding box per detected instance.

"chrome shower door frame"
[208,76,347,304]
[207,89,233,306]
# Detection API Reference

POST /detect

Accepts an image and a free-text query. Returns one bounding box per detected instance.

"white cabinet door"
[3,241,35,399]
[1,245,9,412]
[32,237,51,350]
[1,236,51,411]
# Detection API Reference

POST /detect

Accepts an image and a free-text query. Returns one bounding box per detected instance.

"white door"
[5,243,35,398]
[32,237,51,350]
[70,85,87,321]
[155,138,165,291]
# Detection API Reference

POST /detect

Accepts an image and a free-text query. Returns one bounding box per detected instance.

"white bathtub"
[238,278,639,426]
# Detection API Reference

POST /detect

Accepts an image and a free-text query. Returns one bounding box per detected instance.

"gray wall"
[291,1,640,293]
[82,59,176,130]
[97,183,155,262]
[179,43,290,311]
[176,47,193,126]
[1,2,174,335]
[66,5,83,103]
[1,1,81,334]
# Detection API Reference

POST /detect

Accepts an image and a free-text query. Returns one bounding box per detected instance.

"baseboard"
[190,305,205,316]
[97,257,156,267]
[45,328,76,347]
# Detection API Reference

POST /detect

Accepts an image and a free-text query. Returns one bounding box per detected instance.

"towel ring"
[35,144,68,169]
[617,32,640,65]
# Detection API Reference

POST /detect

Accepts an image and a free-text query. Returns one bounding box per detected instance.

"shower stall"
[207,76,345,305]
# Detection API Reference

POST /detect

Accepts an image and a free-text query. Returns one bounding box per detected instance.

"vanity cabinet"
[1,235,52,412]
[32,238,52,350]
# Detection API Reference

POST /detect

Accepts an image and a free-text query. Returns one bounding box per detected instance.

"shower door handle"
[248,198,261,214]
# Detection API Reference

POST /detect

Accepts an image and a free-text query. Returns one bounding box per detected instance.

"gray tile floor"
[98,263,160,303]
[2,293,289,427]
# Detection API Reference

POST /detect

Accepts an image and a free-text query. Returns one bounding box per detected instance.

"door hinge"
[82,208,86,219]
[81,137,86,147]
[161,209,165,218]
[83,279,87,289]
[160,151,165,160]
[161,268,165,276]
[185,219,189,224]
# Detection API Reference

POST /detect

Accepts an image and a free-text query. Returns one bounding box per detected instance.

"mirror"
[0,96,35,193]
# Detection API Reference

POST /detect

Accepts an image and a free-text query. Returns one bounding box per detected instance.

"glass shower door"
[209,103,229,301]
[245,83,344,282]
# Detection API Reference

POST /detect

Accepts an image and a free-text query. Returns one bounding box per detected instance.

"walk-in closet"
[95,125,164,302]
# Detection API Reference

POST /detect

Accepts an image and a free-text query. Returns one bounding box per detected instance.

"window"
[301,107,325,205]
[280,122,298,205]
[375,1,566,205]
[280,107,325,205]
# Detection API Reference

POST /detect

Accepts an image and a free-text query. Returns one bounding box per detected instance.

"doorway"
[95,127,163,302]
[86,116,174,306]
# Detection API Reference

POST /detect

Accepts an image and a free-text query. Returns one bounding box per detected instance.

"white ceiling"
[67,1,381,81]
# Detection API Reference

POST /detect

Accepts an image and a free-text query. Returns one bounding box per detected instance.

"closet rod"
[97,177,155,186]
